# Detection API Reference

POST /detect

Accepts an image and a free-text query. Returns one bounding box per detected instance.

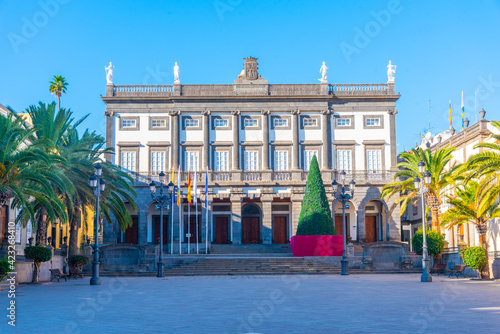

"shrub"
[296,156,335,235]
[411,227,445,256]
[460,246,486,272]
[70,255,89,268]
[24,246,52,263]
[0,259,12,275]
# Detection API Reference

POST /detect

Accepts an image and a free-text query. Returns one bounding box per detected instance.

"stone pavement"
[1,274,499,333]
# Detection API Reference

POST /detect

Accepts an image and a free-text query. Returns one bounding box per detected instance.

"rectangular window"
[244,118,258,128]
[336,118,351,127]
[121,151,136,172]
[337,150,352,171]
[15,222,21,243]
[274,150,289,171]
[121,119,136,128]
[26,221,32,243]
[185,118,199,127]
[244,151,259,171]
[151,151,165,174]
[273,118,288,127]
[304,150,318,171]
[151,119,166,128]
[366,118,380,127]
[303,118,317,127]
[185,151,199,171]
[412,202,418,216]
[367,149,382,171]
[214,119,228,127]
[214,151,229,171]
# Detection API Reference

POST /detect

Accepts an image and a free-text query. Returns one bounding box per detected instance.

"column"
[291,198,303,236]
[138,210,148,245]
[170,111,180,170]
[231,110,240,170]
[202,109,210,170]
[104,111,114,163]
[357,209,366,243]
[291,109,300,170]
[261,110,270,170]
[262,198,273,244]
[231,197,242,244]
[321,110,331,170]
[388,110,398,169]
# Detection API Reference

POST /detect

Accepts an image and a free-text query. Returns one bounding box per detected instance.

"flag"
[187,170,192,206]
[461,91,465,129]
[176,165,181,206]
[171,165,175,206]
[204,171,208,209]
[193,170,197,206]
[448,100,452,128]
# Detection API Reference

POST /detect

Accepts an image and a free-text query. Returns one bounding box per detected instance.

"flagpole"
[178,165,181,255]
[205,196,209,254]
[188,199,191,254]
[171,192,174,255]
[196,196,199,254]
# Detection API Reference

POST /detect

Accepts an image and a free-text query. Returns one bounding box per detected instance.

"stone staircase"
[210,244,293,255]
[163,257,340,276]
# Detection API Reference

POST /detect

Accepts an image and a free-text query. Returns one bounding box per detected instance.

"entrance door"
[215,216,229,244]
[125,216,138,244]
[153,216,168,245]
[242,217,260,244]
[1,206,7,240]
[365,216,377,243]
[273,216,287,244]
[185,216,198,243]
[335,215,350,239]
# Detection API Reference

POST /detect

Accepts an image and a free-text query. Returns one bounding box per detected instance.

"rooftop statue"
[387,60,396,83]
[105,62,114,84]
[174,62,180,84]
[319,61,328,83]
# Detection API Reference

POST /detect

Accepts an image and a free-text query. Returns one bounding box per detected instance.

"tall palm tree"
[60,127,137,259]
[467,121,500,179]
[24,102,77,245]
[0,112,65,237]
[381,147,459,231]
[440,179,500,279]
[49,75,68,111]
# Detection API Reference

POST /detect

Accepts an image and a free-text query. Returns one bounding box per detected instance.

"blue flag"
[204,171,208,208]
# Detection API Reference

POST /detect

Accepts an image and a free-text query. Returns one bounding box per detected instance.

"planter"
[291,235,343,257]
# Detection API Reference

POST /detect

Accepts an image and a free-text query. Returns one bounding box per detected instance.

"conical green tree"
[296,156,335,235]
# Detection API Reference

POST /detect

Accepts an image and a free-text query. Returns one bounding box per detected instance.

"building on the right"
[408,110,500,267]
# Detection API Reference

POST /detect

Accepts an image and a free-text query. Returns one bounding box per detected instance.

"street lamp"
[149,171,174,278]
[332,171,355,275]
[89,163,105,286]
[414,160,432,283]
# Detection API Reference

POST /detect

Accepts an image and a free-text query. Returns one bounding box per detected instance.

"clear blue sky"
[1,0,499,151]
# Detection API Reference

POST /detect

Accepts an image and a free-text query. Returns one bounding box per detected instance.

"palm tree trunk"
[478,221,490,279]
[35,207,48,246]
[68,204,80,261]
[431,208,440,232]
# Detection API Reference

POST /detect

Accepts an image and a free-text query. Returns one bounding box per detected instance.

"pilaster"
[261,110,270,170]
[230,196,242,244]
[321,110,331,170]
[231,110,240,171]
[170,111,180,170]
[261,198,273,244]
[291,109,300,171]
[138,210,148,245]
[202,109,211,170]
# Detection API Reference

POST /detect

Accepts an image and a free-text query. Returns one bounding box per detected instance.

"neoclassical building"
[101,57,401,253]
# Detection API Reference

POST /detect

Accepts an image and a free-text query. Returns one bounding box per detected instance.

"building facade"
[101,58,401,253]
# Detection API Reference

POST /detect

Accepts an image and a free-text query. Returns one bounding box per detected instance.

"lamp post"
[89,163,106,286]
[149,172,174,278]
[332,171,355,276]
[414,160,432,283]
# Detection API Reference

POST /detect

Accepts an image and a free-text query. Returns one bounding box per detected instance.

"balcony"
[126,170,393,186]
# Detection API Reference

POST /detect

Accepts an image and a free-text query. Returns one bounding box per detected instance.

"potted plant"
[24,246,52,283]
[291,156,342,256]
[0,258,13,281]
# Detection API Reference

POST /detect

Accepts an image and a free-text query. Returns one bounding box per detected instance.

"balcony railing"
[328,83,390,96]
[242,172,262,181]
[126,170,393,185]
[113,85,174,96]
[272,172,291,181]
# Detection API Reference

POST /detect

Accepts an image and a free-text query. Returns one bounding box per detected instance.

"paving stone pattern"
[1,275,499,333]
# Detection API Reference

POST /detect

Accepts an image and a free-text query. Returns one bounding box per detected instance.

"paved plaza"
[1,274,499,333]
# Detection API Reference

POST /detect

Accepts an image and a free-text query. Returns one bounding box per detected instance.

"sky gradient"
[1,0,499,151]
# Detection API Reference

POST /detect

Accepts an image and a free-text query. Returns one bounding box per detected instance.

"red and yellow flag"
[448,100,452,127]
[187,170,192,205]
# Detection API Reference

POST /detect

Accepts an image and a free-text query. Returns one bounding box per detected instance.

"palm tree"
[0,112,65,238]
[467,121,500,179]
[381,147,459,231]
[60,127,137,259]
[49,75,68,110]
[440,179,500,279]
[24,102,77,245]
